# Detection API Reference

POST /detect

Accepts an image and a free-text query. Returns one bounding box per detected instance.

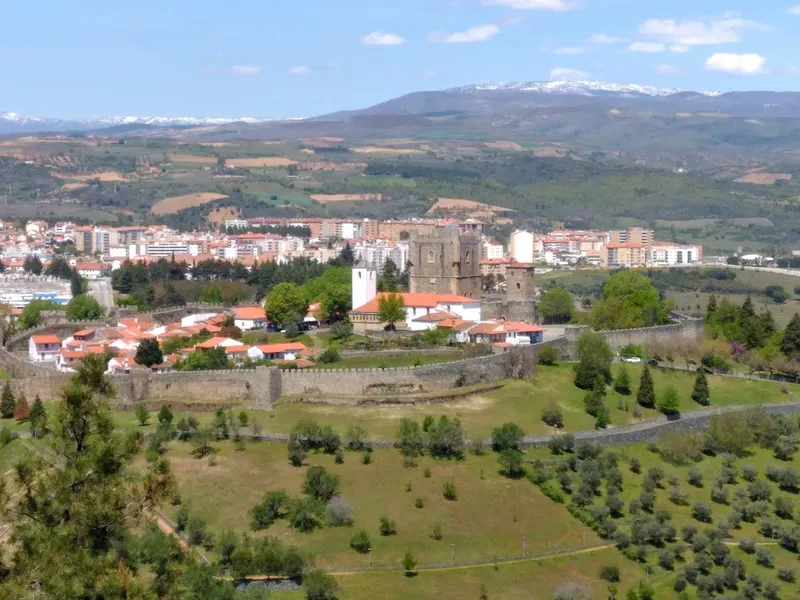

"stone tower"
[409,227,482,298]
[505,263,536,301]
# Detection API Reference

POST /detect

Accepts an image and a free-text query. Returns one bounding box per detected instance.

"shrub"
[499,449,525,479]
[778,566,796,583]
[423,467,431,478]
[362,450,372,465]
[135,405,149,427]
[249,490,290,531]
[491,422,525,452]
[379,516,396,536]
[414,498,423,509]
[739,537,756,554]
[688,467,703,487]
[187,517,208,546]
[317,347,341,364]
[599,565,620,582]
[629,457,641,474]
[755,546,773,567]
[303,570,340,600]
[304,466,340,502]
[429,522,443,541]
[668,488,688,506]
[346,424,368,451]
[326,497,354,527]
[402,550,417,575]
[334,449,344,464]
[659,432,703,465]
[692,502,713,523]
[288,497,324,533]
[350,530,371,554]
[554,583,593,600]
[443,481,457,501]
[538,345,559,366]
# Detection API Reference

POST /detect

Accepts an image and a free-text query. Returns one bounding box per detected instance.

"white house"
[233,306,268,331]
[29,334,61,362]
[349,292,482,332]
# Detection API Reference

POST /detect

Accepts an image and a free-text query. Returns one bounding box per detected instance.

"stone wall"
[481,298,537,324]
[7,364,280,408]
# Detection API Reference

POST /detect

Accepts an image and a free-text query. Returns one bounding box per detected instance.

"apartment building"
[650,243,703,266]
[600,242,648,268]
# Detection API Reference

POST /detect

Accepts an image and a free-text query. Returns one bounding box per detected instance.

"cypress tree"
[14,393,29,422]
[29,394,46,437]
[584,375,607,417]
[614,367,632,395]
[781,313,800,357]
[636,365,656,409]
[706,294,718,318]
[0,381,16,419]
[691,369,711,406]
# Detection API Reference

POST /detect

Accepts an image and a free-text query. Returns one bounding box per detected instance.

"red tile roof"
[351,292,478,314]
[31,335,60,345]
[257,342,307,354]
[234,306,267,320]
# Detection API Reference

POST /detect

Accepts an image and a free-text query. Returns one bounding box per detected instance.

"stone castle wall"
[0,319,702,408]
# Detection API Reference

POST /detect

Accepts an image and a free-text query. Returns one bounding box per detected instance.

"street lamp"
[450,543,455,564]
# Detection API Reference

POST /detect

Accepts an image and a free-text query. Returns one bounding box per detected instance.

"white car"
[622,356,642,363]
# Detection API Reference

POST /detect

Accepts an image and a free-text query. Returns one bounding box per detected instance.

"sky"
[2,0,799,119]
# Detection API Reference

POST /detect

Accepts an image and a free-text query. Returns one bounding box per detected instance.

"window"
[465,251,471,263]
[427,250,435,263]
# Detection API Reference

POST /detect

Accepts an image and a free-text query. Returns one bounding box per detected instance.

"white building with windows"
[509,230,534,264]
[649,243,703,266]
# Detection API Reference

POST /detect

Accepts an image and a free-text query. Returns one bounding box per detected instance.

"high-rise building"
[509,230,535,264]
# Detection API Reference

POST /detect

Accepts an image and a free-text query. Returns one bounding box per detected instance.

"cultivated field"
[170,154,217,164]
[51,170,128,182]
[150,192,229,215]
[426,198,514,216]
[485,141,525,151]
[351,147,426,155]
[310,193,382,203]
[735,172,793,185]
[226,157,297,168]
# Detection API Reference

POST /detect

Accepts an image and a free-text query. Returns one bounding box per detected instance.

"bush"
[429,522,443,541]
[599,565,620,582]
[316,347,341,364]
[692,502,713,523]
[755,546,773,567]
[288,497,325,533]
[350,530,371,554]
[688,467,703,487]
[326,497,354,527]
[491,422,525,452]
[304,466,340,502]
[402,550,417,575]
[778,566,796,582]
[414,497,424,509]
[379,516,396,536]
[538,345,559,366]
[249,490,290,531]
[499,449,525,479]
[346,424,368,451]
[629,457,641,474]
[362,451,372,465]
[303,570,340,600]
[187,517,208,546]
[554,583,593,600]
[423,467,431,478]
[443,481,457,501]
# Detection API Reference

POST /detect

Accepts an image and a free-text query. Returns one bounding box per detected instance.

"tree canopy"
[65,294,105,321]
[135,338,164,367]
[378,293,406,330]
[573,332,613,389]
[590,271,672,330]
[265,282,309,328]
[539,288,574,324]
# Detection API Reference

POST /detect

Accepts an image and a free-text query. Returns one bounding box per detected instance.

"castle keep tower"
[409,227,482,298]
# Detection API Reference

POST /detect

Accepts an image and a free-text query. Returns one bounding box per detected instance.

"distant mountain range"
[0,112,276,134]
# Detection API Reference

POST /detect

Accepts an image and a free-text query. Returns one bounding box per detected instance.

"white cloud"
[669,45,690,53]
[361,31,406,46]
[638,14,771,47]
[628,42,666,53]
[587,33,627,44]
[555,47,585,55]
[549,67,589,80]
[496,15,526,26]
[230,65,262,76]
[658,64,682,75]
[788,6,800,14]
[289,66,313,75]
[482,0,577,10]
[428,24,500,44]
[705,52,766,74]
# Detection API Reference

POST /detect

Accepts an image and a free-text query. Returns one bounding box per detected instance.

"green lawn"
[312,352,464,370]
[327,548,646,600]
[161,441,599,570]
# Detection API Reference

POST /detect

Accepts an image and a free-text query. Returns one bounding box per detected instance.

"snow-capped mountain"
[0,111,279,134]
[449,80,721,98]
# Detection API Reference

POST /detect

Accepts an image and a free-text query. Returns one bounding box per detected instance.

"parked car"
[622,356,642,364]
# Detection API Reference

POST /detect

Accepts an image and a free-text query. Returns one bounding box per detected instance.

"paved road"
[88,277,114,312]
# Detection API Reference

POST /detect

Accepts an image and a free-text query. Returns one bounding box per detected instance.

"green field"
[241,181,315,206]
[161,440,600,570]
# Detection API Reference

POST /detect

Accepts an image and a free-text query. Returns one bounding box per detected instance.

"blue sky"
[2,0,798,118]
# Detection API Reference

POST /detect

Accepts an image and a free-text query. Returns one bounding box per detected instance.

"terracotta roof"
[73,329,95,337]
[436,319,475,332]
[257,342,307,354]
[234,306,267,320]
[225,345,252,354]
[351,292,478,314]
[196,336,231,349]
[469,321,545,335]
[412,311,460,323]
[31,335,60,345]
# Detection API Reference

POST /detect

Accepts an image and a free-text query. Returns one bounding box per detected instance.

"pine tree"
[636,365,656,408]
[584,375,607,417]
[614,367,632,395]
[14,393,29,422]
[691,369,711,406]
[706,294,718,318]
[782,313,800,357]
[0,382,15,419]
[29,394,46,437]
[595,407,610,429]
[658,385,680,415]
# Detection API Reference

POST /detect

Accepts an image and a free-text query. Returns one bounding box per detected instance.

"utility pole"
[522,537,527,557]
[450,543,455,564]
